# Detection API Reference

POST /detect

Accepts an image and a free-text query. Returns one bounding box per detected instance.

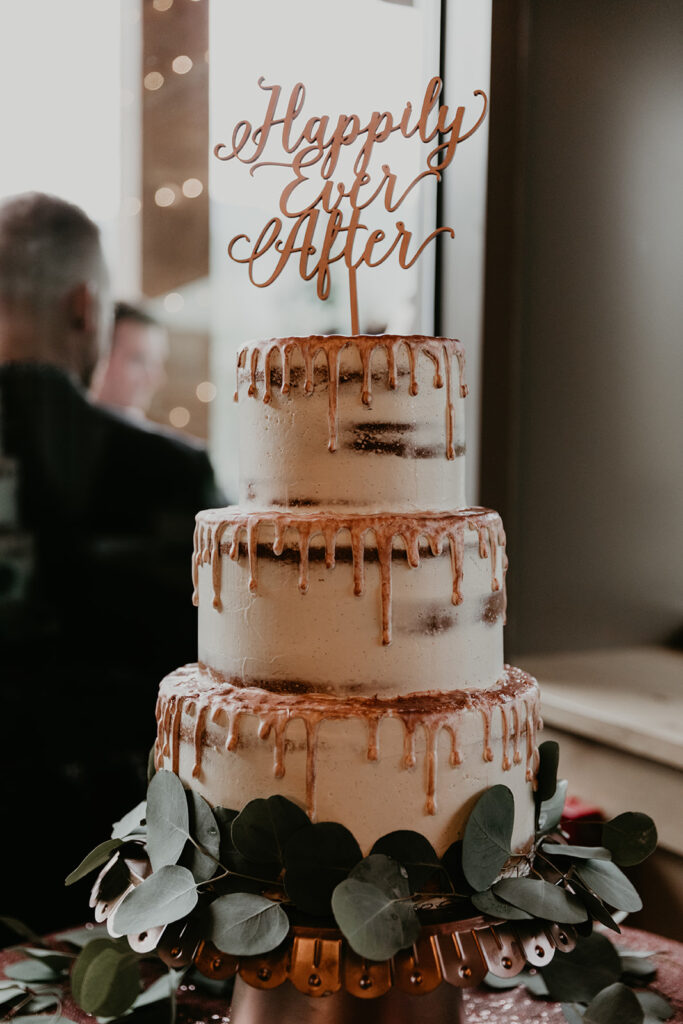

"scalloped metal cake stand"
[153,908,577,1024]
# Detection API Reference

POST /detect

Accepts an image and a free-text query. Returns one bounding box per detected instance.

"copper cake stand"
[142,906,577,1024]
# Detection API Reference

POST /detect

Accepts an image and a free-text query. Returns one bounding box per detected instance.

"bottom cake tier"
[154,664,541,856]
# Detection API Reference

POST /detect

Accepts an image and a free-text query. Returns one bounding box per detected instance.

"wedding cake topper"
[214,77,488,333]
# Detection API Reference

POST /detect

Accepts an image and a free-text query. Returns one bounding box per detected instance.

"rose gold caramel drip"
[366,714,382,762]
[501,704,511,771]
[193,507,506,647]
[511,701,522,765]
[155,664,539,820]
[480,705,494,763]
[192,703,208,778]
[235,335,467,457]
[524,696,543,784]
[424,720,441,815]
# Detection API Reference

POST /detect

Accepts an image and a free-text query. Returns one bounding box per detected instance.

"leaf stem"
[196,867,284,890]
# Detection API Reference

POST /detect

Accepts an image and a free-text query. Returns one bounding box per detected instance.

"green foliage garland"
[52,742,664,1024]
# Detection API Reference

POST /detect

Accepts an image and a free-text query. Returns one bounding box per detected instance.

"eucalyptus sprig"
[64,753,659,1022]
[484,932,673,1024]
[0,924,183,1023]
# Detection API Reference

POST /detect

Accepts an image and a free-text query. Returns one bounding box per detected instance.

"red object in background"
[561,794,606,846]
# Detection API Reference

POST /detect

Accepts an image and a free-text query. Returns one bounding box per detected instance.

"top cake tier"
[235,335,467,512]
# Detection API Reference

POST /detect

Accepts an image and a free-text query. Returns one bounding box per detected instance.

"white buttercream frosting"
[236,335,467,512]
[155,664,540,856]
[194,507,506,696]
[155,334,541,856]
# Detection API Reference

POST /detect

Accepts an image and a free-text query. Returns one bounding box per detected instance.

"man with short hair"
[0,191,110,388]
[0,192,225,931]
[91,301,169,419]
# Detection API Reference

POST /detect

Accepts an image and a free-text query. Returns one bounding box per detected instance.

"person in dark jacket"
[0,192,226,932]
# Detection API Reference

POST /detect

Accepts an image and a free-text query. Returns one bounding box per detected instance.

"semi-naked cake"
[155,335,541,856]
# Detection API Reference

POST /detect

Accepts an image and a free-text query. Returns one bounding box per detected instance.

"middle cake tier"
[194,506,507,697]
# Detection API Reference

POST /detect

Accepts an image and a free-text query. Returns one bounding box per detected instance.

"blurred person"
[91,301,169,419]
[0,192,226,932]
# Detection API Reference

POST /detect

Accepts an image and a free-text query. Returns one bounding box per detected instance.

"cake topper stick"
[215,77,488,335]
[348,266,359,336]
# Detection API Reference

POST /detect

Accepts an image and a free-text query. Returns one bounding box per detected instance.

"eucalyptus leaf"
[524,970,551,996]
[483,971,524,990]
[53,924,108,947]
[538,778,568,833]
[66,839,123,886]
[223,848,283,888]
[636,990,673,1021]
[16,947,73,971]
[10,1016,73,1024]
[541,844,612,861]
[540,933,622,1003]
[370,831,442,891]
[350,855,410,898]
[493,878,588,924]
[462,785,514,890]
[576,859,642,913]
[207,893,290,956]
[23,994,61,1013]
[4,959,61,983]
[562,1004,586,1024]
[131,970,186,1009]
[0,985,25,1007]
[331,878,420,961]
[284,822,362,916]
[602,813,658,867]
[147,745,157,783]
[214,806,238,858]
[146,771,190,870]
[619,953,657,983]
[484,969,549,995]
[472,887,533,921]
[71,940,141,1017]
[231,795,310,864]
[572,881,622,933]
[584,982,644,1024]
[111,801,147,841]
[113,865,198,934]
[183,791,221,882]
[536,741,560,804]
[441,840,473,895]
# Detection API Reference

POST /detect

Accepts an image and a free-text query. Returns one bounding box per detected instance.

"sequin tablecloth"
[1,927,681,1023]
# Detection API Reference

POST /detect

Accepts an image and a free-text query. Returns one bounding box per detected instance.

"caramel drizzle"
[155,665,540,817]
[235,335,468,457]
[511,701,522,766]
[192,704,208,778]
[193,507,506,646]
[524,696,543,783]
[501,704,511,771]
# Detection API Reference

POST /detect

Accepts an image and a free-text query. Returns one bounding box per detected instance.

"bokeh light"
[169,406,190,428]
[196,381,217,403]
[154,186,176,207]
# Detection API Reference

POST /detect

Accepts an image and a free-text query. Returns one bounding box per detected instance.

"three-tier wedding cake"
[154,335,541,856]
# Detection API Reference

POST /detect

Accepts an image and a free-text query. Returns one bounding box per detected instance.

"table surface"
[1,926,681,1023]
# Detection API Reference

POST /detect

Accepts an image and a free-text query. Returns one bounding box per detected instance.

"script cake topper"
[214,77,487,334]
